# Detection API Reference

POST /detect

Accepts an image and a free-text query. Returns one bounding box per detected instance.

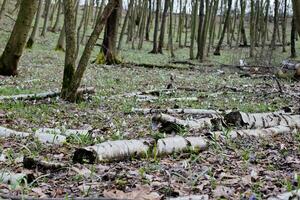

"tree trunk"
[0,0,8,23]
[281,0,287,52]
[55,22,65,51]
[26,0,43,48]
[41,0,51,37]
[145,0,152,41]
[61,0,119,101]
[150,0,160,53]
[214,0,232,55]
[0,0,38,76]
[291,17,297,58]
[97,0,122,64]
[196,0,204,58]
[270,0,279,50]
[249,0,255,57]
[158,0,169,54]
[189,0,198,59]
[168,0,175,57]
[118,0,134,51]
[292,0,300,36]
[51,0,62,32]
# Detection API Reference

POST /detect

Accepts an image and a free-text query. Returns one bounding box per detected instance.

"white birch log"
[0,87,95,101]
[35,128,90,136]
[0,126,30,138]
[152,113,215,131]
[225,111,300,129]
[137,96,199,103]
[0,126,66,144]
[132,108,220,116]
[0,171,34,185]
[213,126,293,139]
[73,140,150,163]
[73,136,207,163]
[156,136,207,155]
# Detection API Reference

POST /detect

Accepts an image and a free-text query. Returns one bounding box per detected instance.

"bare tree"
[0,0,38,76]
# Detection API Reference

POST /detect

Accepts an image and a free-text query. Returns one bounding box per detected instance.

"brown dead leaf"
[103,185,161,200]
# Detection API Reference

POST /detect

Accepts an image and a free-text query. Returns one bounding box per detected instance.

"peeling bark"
[225,111,300,129]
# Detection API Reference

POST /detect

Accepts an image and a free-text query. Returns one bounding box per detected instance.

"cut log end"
[73,148,97,164]
[224,111,245,127]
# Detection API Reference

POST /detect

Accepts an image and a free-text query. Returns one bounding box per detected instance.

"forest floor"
[1,17,300,199]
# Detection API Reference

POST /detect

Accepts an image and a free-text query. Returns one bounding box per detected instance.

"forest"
[0,0,300,199]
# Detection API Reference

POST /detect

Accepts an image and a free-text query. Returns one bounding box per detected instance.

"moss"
[95,51,106,64]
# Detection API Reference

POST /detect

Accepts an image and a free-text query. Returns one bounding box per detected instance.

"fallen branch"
[169,60,198,66]
[152,113,220,133]
[224,111,300,129]
[23,157,67,171]
[122,62,197,71]
[0,126,66,144]
[137,96,200,103]
[35,128,90,137]
[132,108,220,116]
[103,88,174,100]
[212,125,293,139]
[0,87,95,101]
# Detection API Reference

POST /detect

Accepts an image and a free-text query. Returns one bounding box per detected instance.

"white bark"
[225,111,300,129]
[73,136,207,163]
[73,139,150,163]
[132,108,220,115]
[156,136,207,155]
[0,126,66,144]
[35,128,90,136]
[152,113,214,130]
[0,171,34,185]
[213,126,293,139]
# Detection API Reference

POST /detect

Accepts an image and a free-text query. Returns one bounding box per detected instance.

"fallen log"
[122,62,197,71]
[0,126,66,144]
[156,136,207,156]
[103,88,175,100]
[0,171,35,185]
[212,125,293,140]
[73,136,207,164]
[23,157,67,171]
[137,96,200,103]
[131,108,220,116]
[0,87,95,101]
[35,128,90,137]
[224,111,300,129]
[73,139,150,163]
[152,113,219,133]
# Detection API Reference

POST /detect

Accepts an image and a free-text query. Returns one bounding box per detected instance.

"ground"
[0,9,300,200]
